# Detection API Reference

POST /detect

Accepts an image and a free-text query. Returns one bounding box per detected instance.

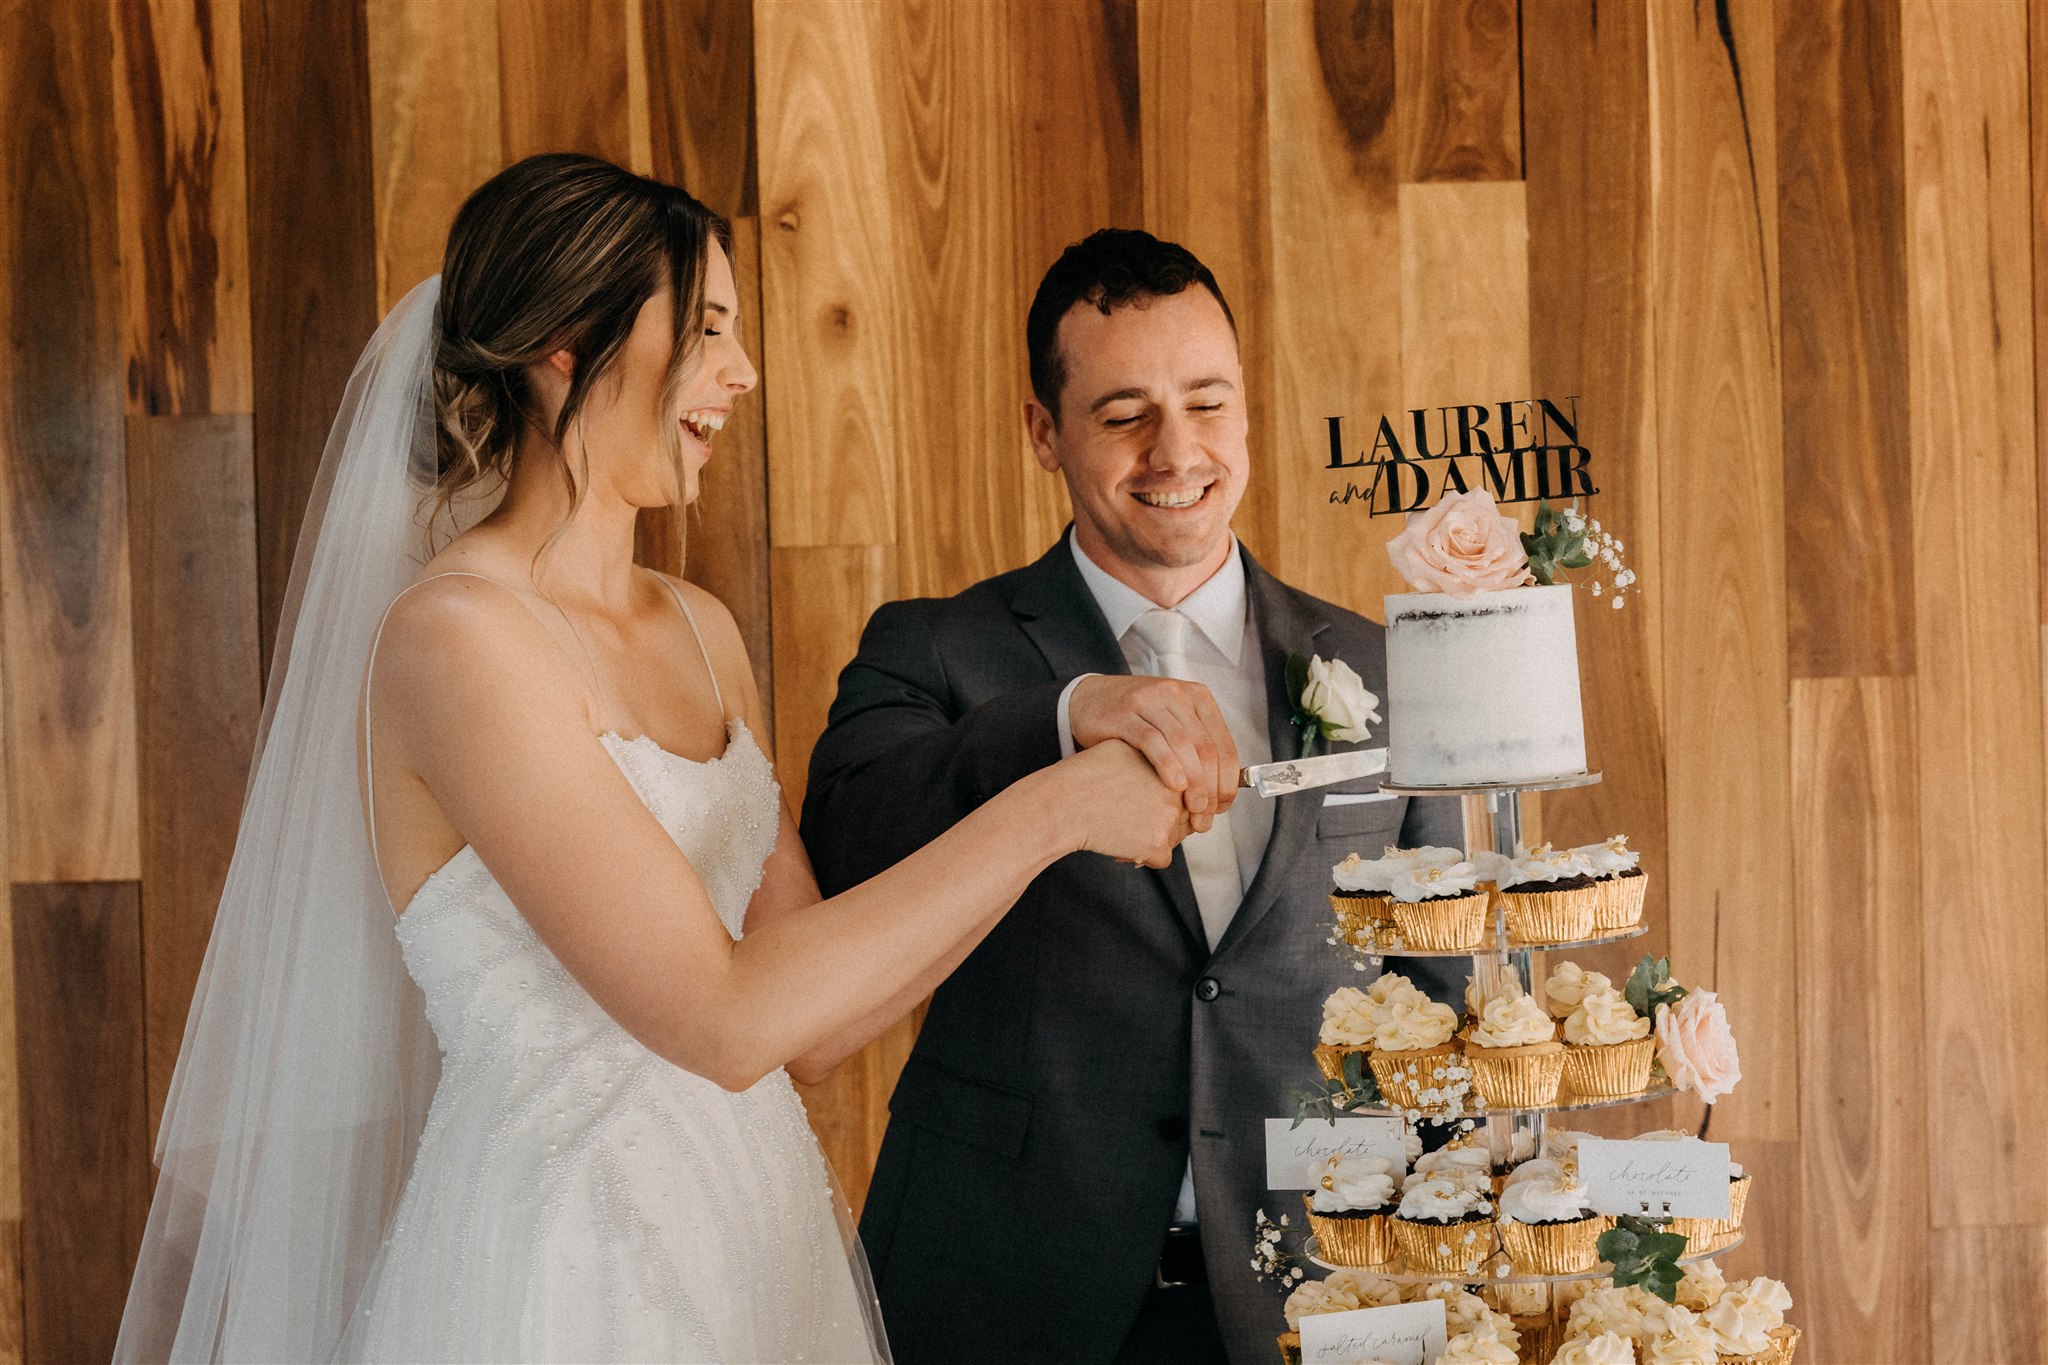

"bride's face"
[576,239,757,508]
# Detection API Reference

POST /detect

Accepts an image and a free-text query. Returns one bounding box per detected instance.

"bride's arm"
[375,578,1183,1093]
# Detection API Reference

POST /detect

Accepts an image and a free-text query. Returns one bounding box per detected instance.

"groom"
[801,229,1459,1364]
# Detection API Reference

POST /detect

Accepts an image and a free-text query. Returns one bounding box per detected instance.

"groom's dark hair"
[1026,228,1237,421]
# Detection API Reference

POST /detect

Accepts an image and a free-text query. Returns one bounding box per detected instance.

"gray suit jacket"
[800,538,1460,1365]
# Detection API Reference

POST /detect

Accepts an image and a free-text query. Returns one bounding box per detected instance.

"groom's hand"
[1067,674,1239,830]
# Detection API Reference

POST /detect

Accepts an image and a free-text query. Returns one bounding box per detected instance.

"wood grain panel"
[1137,0,1275,563]
[1776,0,1912,679]
[1392,0,1520,182]
[1791,677,1927,1362]
[1,0,143,884]
[13,882,149,1365]
[1398,180,1529,411]
[755,0,901,548]
[1902,0,2048,1226]
[366,0,502,312]
[126,415,262,1137]
[2037,0,2048,630]
[1928,1226,2048,1364]
[0,540,15,1364]
[680,217,774,723]
[1521,0,1668,971]
[497,0,632,164]
[771,544,902,1211]
[641,0,756,218]
[1646,0,1795,1144]
[112,0,254,417]
[1264,0,1407,612]
[243,0,378,669]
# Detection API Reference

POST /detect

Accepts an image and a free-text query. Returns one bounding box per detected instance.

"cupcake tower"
[1268,764,1794,1363]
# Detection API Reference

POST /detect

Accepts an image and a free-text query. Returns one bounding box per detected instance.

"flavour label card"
[1578,1136,1732,1219]
[1264,1116,1407,1190]
[1299,1299,1447,1365]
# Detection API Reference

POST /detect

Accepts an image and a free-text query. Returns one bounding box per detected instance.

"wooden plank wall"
[0,1,2039,1359]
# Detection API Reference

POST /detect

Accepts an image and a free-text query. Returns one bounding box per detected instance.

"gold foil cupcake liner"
[1668,1215,1718,1255]
[1462,1040,1566,1108]
[1313,1043,1372,1085]
[1594,873,1648,931]
[1391,890,1489,950]
[1276,1329,1301,1365]
[1496,1215,1607,1274]
[1559,1035,1655,1100]
[1719,1324,1801,1365]
[1391,1215,1496,1275]
[1720,1173,1752,1235]
[1501,885,1599,944]
[1369,1044,1458,1109]
[1329,891,1394,934]
[1304,1196,1395,1266]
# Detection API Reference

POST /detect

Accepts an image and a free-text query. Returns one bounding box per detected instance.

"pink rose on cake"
[1385,487,1535,599]
[1656,988,1741,1103]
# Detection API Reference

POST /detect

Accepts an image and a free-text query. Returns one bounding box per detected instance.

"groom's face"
[1027,287,1249,582]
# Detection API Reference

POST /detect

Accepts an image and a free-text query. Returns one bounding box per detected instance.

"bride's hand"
[1053,739,1195,869]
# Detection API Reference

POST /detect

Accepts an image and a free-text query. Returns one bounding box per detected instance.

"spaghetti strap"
[652,574,727,719]
[361,570,567,900]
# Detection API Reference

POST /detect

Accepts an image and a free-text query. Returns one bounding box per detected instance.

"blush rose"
[1655,990,1741,1103]
[1385,487,1535,599]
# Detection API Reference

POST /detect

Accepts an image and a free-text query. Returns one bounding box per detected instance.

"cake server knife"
[1236,748,1388,799]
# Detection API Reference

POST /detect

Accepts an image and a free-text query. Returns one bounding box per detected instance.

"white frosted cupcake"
[1544,961,1613,1026]
[1314,985,1378,1086]
[1390,1175,1495,1274]
[1576,834,1647,931]
[1703,1277,1797,1363]
[1302,1152,1399,1267]
[1489,843,1601,943]
[1437,1326,1517,1365]
[1460,991,1566,1108]
[1366,987,1461,1109]
[1411,1137,1497,1193]
[1329,851,1397,949]
[1561,985,1655,1099]
[1277,1268,1404,1363]
[1554,1332,1638,1365]
[1387,857,1489,950]
[1641,1303,1721,1365]
[1495,1172,1605,1274]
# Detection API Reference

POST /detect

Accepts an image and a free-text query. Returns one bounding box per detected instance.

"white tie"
[1128,608,1243,951]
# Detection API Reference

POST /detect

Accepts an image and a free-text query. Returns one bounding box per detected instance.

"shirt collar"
[1067,528,1249,666]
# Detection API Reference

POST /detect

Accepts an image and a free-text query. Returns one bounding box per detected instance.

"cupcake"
[1576,835,1647,931]
[1411,1135,1497,1193]
[1302,1152,1399,1267]
[1276,1267,1404,1363]
[1329,851,1397,950]
[1554,1332,1639,1365]
[1702,1277,1796,1364]
[1365,985,1461,1109]
[1560,985,1655,1100]
[1720,1162,1751,1244]
[1410,1281,1519,1349]
[1501,1155,1570,1189]
[1495,1172,1606,1274]
[1564,1285,1659,1347]
[1641,1303,1721,1365]
[1391,1175,1495,1274]
[1674,1258,1729,1313]
[1315,985,1378,1087]
[1460,991,1566,1108]
[1388,857,1490,950]
[1437,1327,1517,1365]
[1487,843,1601,944]
[1543,962,1613,1028]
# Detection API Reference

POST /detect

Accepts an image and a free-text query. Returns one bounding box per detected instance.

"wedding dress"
[114,277,888,1363]
[339,573,886,1363]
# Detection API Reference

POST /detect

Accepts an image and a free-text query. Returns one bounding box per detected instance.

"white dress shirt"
[1053,530,1274,1224]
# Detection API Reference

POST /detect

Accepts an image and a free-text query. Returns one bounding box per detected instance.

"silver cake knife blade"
[1237,747,1389,799]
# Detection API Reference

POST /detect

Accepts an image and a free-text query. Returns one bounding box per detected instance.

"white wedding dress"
[340,578,886,1364]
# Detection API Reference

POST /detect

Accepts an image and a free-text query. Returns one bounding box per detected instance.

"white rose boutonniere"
[1286,652,1382,757]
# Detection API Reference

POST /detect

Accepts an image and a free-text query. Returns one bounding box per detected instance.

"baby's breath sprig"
[1522,500,1636,609]
[1250,1208,1315,1289]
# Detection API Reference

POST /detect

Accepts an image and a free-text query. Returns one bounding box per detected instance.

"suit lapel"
[1212,550,1332,959]
[1009,535,1210,953]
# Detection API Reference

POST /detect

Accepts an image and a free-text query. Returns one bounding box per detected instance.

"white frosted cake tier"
[1384,584,1586,787]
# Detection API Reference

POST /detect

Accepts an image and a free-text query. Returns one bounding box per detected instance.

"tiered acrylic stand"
[1305,772,1741,1293]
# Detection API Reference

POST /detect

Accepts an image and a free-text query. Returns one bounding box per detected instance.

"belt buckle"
[1154,1224,1199,1290]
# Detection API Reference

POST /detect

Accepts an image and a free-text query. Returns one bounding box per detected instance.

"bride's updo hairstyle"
[428,151,729,540]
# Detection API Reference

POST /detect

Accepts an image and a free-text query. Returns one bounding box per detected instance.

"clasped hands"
[1062,674,1241,869]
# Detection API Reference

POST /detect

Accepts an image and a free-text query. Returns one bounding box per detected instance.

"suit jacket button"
[1157,1116,1187,1140]
[1194,976,1221,1003]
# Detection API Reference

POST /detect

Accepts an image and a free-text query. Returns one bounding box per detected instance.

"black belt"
[1154,1224,1205,1289]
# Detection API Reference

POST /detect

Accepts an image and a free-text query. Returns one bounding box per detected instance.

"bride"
[116,153,1192,1363]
